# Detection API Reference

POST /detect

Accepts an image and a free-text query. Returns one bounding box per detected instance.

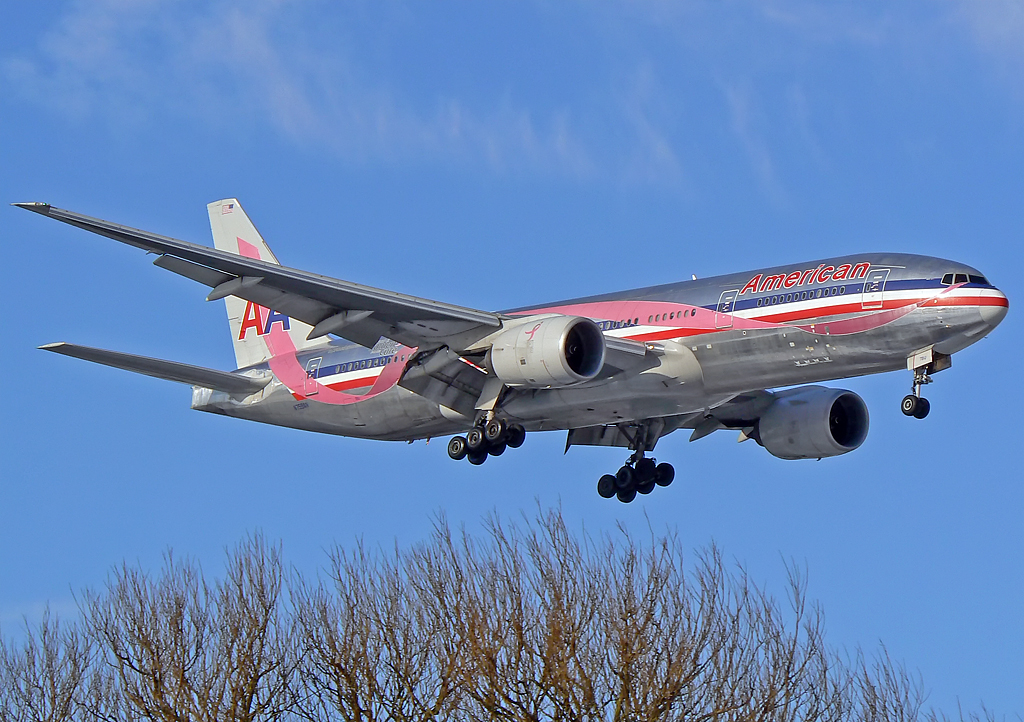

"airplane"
[16,199,1008,502]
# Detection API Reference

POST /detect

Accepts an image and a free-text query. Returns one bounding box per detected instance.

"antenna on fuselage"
[691,274,697,280]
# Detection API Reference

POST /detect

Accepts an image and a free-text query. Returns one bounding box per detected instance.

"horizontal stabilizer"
[39,343,270,396]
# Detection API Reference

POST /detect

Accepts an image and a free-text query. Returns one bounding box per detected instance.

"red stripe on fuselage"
[610,293,1001,343]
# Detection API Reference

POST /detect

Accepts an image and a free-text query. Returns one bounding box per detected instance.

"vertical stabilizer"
[207,199,326,369]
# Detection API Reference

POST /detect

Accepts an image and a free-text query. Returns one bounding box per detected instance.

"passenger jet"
[17,200,1008,502]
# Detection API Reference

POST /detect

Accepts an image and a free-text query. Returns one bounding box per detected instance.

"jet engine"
[489,315,606,387]
[756,386,869,460]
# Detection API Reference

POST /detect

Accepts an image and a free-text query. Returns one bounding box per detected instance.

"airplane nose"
[980,290,1009,329]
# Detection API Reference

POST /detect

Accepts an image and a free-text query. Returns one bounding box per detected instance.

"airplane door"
[861,269,890,310]
[304,357,322,396]
[715,289,739,329]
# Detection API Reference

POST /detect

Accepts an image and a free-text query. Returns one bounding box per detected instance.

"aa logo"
[238,301,291,340]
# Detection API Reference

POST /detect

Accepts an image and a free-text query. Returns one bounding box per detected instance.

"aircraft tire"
[488,441,506,457]
[901,395,919,417]
[637,480,655,495]
[616,488,637,503]
[484,419,507,443]
[635,458,656,483]
[506,424,526,449]
[912,397,931,419]
[615,465,635,491]
[466,427,487,451]
[655,463,675,487]
[597,474,617,499]
[467,450,488,465]
[447,436,468,461]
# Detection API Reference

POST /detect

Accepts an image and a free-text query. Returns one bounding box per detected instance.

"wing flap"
[40,342,270,396]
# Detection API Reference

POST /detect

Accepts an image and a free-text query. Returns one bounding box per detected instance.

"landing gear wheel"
[637,479,656,495]
[616,488,637,503]
[466,427,487,451]
[484,419,507,443]
[654,463,675,487]
[615,465,636,491]
[447,436,468,461]
[901,395,919,417]
[467,450,488,465]
[912,397,931,419]
[506,424,526,449]
[597,474,617,499]
[488,441,507,456]
[634,458,656,483]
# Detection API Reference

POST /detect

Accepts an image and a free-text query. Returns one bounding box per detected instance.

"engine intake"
[757,386,869,460]
[489,315,606,387]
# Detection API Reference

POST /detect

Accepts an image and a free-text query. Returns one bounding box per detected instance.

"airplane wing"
[565,390,777,450]
[18,202,663,408]
[15,203,502,352]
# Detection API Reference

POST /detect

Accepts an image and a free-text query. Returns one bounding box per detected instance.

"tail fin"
[207,199,326,369]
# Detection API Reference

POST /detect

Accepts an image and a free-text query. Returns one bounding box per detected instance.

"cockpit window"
[941,273,954,285]
[968,274,989,285]
[953,273,969,284]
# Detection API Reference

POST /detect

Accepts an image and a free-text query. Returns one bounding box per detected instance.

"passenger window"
[954,273,968,284]
[839,286,846,294]
[648,315,653,323]
[655,314,660,322]
[941,273,954,285]
[669,312,674,320]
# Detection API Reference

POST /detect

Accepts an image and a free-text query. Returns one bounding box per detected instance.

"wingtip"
[12,202,52,214]
[38,342,67,351]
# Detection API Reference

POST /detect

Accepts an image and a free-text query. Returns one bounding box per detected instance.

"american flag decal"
[222,203,234,215]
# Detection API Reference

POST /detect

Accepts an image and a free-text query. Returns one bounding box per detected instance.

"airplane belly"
[195,381,461,441]
[500,342,714,430]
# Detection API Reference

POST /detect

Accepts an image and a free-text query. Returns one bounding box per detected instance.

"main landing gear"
[595,425,674,503]
[901,366,932,420]
[447,419,526,465]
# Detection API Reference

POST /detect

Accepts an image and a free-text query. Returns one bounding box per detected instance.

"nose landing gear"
[901,367,932,419]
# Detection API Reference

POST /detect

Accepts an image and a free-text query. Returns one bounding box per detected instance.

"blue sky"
[1,0,1021,713]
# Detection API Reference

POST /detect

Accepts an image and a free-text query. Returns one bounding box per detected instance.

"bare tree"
[1,510,1002,722]
[0,608,91,722]
[81,533,293,722]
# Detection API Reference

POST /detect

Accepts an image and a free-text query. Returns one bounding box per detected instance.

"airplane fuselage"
[192,252,1007,442]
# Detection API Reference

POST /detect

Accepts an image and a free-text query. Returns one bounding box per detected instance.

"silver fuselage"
[193,252,1008,441]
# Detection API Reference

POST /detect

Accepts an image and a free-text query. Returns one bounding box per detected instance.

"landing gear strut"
[901,366,932,419]
[596,423,674,503]
[448,421,526,464]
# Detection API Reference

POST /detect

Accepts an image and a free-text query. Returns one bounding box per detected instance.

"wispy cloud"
[2,0,597,177]
[615,65,685,186]
[723,83,786,205]
[947,0,1024,97]
[5,0,1018,193]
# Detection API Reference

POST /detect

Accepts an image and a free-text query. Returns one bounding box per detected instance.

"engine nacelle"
[489,315,606,387]
[757,386,869,460]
